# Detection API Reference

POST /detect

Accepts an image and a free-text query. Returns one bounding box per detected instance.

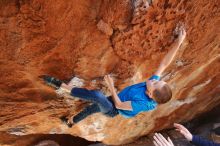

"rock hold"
[97,20,113,36]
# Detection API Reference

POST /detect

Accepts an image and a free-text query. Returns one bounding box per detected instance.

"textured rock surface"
[0,0,219,145]
[1,104,220,146]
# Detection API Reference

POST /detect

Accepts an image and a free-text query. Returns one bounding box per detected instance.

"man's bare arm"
[155,26,186,76]
[110,85,132,111]
[104,75,133,111]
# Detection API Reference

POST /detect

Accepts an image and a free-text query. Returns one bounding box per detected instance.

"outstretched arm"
[104,75,132,111]
[155,26,186,76]
[174,123,220,146]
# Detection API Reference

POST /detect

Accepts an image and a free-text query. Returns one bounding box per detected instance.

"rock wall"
[0,0,219,145]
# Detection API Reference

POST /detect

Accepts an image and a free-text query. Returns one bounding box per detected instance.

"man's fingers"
[180,27,185,35]
[174,123,185,130]
[106,75,110,80]
[175,128,188,138]
[174,123,182,130]
[104,76,111,85]
[153,135,162,146]
[155,133,167,146]
[105,75,110,80]
[153,140,160,146]
[179,24,184,30]
[175,129,180,132]
[181,27,186,36]
[179,130,190,138]
[168,137,174,146]
[104,75,110,81]
[175,128,187,136]
[104,77,109,83]
[104,75,108,80]
[158,133,170,145]
[174,123,192,140]
[174,123,181,127]
[180,25,184,30]
[179,125,188,132]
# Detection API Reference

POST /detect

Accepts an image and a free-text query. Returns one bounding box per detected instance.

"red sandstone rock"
[0,0,219,145]
[97,19,113,36]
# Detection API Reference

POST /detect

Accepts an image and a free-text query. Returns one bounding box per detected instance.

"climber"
[41,26,186,128]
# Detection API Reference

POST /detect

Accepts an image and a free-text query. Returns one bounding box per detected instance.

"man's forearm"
[109,86,132,110]
[108,84,122,107]
[105,76,132,110]
[154,27,186,76]
[161,39,182,67]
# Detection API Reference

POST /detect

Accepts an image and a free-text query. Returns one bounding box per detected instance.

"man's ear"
[148,92,152,98]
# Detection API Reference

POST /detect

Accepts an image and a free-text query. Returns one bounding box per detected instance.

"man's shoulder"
[148,75,161,81]
[127,82,146,88]
[120,82,146,93]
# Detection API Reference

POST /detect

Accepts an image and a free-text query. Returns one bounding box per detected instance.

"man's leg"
[72,103,100,123]
[67,97,118,126]
[70,88,114,114]
[42,75,114,113]
[61,103,100,127]
[41,76,115,124]
[55,82,113,114]
[41,75,108,111]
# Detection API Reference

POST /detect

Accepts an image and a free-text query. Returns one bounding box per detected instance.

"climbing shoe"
[60,116,73,128]
[40,75,62,89]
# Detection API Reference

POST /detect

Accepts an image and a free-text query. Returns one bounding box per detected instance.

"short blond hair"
[153,83,172,104]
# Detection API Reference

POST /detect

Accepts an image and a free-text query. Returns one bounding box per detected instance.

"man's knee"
[70,87,89,96]
[91,90,105,100]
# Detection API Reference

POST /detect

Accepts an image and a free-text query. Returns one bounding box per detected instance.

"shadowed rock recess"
[0,0,219,145]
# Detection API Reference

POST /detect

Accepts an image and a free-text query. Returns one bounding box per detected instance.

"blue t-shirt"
[117,75,160,118]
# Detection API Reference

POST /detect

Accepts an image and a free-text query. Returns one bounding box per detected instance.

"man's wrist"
[189,134,193,141]
[178,36,185,44]
[176,38,182,44]
[110,86,115,91]
[107,84,114,91]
